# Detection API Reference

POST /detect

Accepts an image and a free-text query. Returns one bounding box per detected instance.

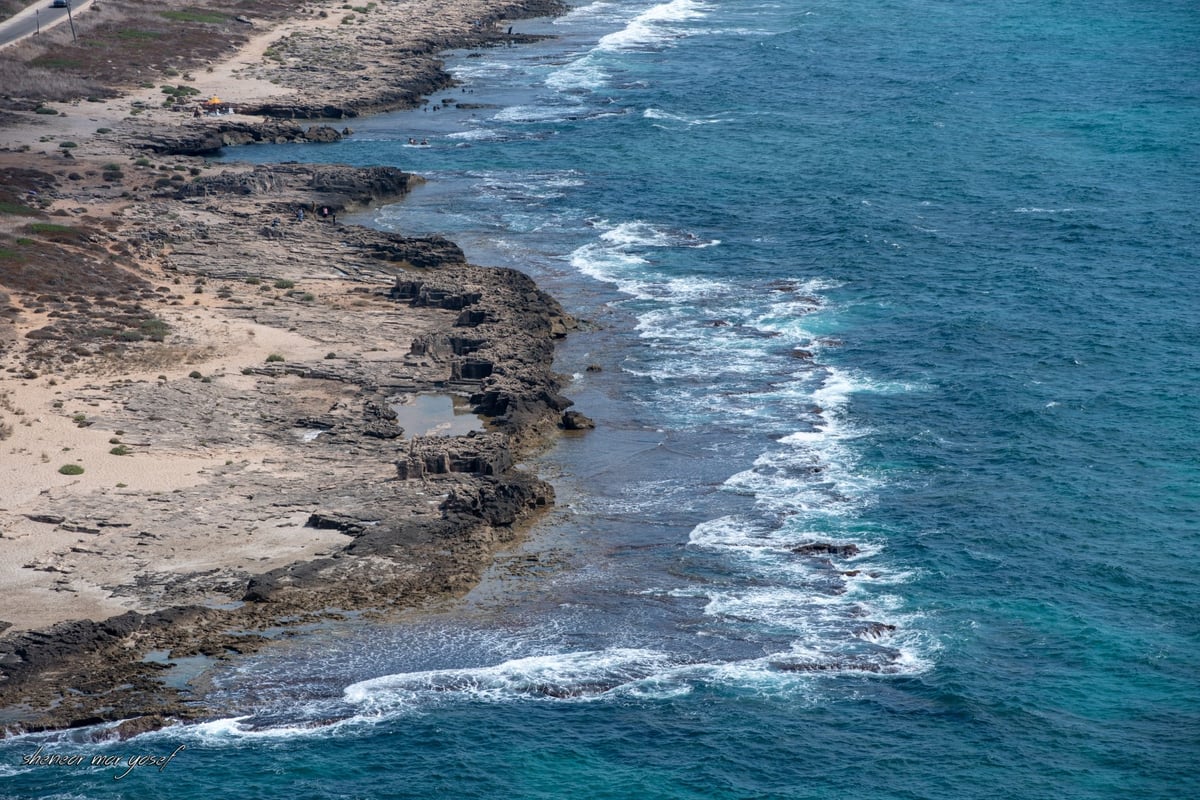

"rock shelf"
[0,0,580,735]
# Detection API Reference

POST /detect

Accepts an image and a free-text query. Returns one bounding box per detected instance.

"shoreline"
[0,0,585,736]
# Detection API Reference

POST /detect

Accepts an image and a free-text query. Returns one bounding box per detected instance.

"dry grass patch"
[0,59,110,104]
[1,0,304,106]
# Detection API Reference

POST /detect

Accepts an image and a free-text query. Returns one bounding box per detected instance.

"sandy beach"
[0,0,578,734]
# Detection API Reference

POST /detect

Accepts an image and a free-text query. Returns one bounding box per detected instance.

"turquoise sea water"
[4,1,1199,797]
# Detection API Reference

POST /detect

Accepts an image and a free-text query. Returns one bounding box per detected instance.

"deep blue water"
[4,1,1199,797]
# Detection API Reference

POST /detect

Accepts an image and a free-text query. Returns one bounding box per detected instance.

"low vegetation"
[0,0,301,107]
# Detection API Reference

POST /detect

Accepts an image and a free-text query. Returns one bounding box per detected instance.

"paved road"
[0,0,91,49]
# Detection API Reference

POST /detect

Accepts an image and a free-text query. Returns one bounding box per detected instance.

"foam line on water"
[344,649,678,707]
[544,0,710,91]
[597,0,710,52]
[643,107,733,125]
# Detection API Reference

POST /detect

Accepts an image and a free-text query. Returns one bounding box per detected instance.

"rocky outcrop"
[0,0,592,739]
[791,542,861,558]
[230,0,569,120]
[127,128,225,156]
[0,156,585,735]
[395,431,515,479]
[128,121,348,154]
[561,410,596,430]
[175,164,423,211]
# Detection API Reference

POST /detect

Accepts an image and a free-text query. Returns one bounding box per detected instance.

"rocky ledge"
[0,160,584,735]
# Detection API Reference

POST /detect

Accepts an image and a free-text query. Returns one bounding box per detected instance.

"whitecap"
[597,0,710,52]
[546,58,611,92]
[445,128,504,141]
[492,103,586,124]
[344,648,677,707]
[643,107,732,125]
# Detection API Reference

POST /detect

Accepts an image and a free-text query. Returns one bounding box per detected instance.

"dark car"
[50,0,69,7]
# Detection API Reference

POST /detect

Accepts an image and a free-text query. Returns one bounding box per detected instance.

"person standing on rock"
[296,208,304,222]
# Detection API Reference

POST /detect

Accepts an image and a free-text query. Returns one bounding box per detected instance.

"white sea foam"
[570,241,650,285]
[344,649,678,707]
[446,128,504,141]
[598,0,710,52]
[643,107,732,125]
[336,640,928,712]
[492,103,586,124]
[546,58,610,92]
[451,60,518,80]
[545,0,712,91]
[181,712,364,742]
[569,220,721,299]
[599,219,719,249]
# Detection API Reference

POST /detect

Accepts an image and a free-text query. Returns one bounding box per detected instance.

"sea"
[3,0,1198,797]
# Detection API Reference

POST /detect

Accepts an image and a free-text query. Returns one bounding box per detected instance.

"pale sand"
[0,292,358,630]
[0,0,546,634]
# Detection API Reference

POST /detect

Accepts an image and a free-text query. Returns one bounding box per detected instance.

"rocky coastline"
[0,0,586,736]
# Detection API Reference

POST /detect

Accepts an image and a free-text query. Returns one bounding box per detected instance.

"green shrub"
[27,222,73,235]
[58,464,84,475]
[140,318,169,341]
[117,30,162,41]
[109,445,132,456]
[160,10,226,23]
[0,201,37,216]
[265,354,285,363]
[273,278,294,289]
